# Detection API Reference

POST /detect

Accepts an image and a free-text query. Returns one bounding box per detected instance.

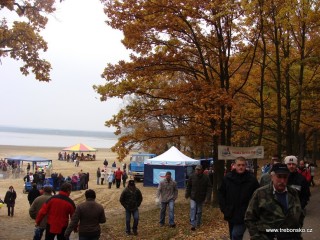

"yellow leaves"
[0,0,60,81]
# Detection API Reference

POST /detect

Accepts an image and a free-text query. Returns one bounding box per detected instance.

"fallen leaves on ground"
[99,202,229,240]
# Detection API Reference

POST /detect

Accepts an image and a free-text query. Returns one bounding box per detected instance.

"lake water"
[0,126,118,148]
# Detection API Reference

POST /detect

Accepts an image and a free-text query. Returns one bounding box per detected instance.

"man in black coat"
[285,155,310,210]
[218,156,259,240]
[120,180,143,236]
[185,165,212,231]
[28,183,40,205]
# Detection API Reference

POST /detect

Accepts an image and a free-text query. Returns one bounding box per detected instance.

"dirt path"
[302,186,320,239]
[0,179,163,240]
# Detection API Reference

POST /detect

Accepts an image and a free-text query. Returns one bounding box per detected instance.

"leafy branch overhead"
[0,0,64,81]
[96,0,320,163]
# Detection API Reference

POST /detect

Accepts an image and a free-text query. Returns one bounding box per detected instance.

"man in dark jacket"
[185,165,212,231]
[285,155,310,210]
[64,189,106,239]
[218,156,259,240]
[4,186,17,217]
[120,180,143,236]
[27,183,40,205]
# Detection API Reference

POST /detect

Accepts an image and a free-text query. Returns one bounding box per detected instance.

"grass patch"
[100,202,229,240]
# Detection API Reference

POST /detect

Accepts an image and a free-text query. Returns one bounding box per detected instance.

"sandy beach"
[0,145,165,240]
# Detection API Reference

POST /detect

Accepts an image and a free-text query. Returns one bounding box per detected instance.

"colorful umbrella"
[62,143,97,152]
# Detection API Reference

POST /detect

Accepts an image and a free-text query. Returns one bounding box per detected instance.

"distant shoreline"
[0,128,118,148]
[0,125,116,139]
[0,144,112,151]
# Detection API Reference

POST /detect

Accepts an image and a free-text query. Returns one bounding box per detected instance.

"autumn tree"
[96,0,261,160]
[0,0,63,81]
[94,1,266,205]
[232,0,320,158]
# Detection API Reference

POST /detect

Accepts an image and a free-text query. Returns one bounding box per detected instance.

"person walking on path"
[157,171,178,227]
[245,163,304,240]
[28,183,41,206]
[120,180,143,236]
[29,186,53,240]
[96,167,101,185]
[4,185,17,217]
[309,162,316,186]
[218,156,259,240]
[115,167,123,188]
[107,171,114,189]
[185,165,212,231]
[100,170,105,185]
[27,163,31,174]
[36,182,76,240]
[298,160,312,184]
[285,155,311,210]
[260,155,280,187]
[103,159,108,168]
[64,189,106,240]
[122,170,128,188]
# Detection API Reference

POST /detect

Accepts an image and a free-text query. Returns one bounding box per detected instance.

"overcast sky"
[0,0,128,132]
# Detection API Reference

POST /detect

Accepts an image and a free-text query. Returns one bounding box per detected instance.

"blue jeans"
[33,227,45,240]
[228,222,246,240]
[159,200,175,225]
[125,209,139,233]
[190,199,203,228]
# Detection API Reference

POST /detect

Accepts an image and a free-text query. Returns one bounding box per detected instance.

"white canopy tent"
[144,146,200,166]
[144,146,200,188]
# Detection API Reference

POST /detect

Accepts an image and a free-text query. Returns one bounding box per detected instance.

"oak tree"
[0,0,63,81]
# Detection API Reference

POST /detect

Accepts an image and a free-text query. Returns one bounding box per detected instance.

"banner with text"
[218,145,264,160]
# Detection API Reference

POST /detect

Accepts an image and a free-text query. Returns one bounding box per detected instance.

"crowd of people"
[0,158,23,177]
[58,151,96,162]
[0,154,317,240]
[96,163,128,189]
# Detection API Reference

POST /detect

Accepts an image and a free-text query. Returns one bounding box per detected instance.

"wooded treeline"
[94,0,320,164]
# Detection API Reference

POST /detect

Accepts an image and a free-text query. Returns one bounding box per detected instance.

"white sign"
[218,145,264,160]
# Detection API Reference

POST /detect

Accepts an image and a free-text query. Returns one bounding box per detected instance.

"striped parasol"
[62,143,97,152]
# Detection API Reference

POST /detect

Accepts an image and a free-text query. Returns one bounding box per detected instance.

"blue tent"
[143,146,200,188]
[5,155,52,171]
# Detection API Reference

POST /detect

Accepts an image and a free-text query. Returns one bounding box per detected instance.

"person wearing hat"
[120,180,143,236]
[64,189,106,239]
[185,164,212,231]
[157,171,178,227]
[245,163,304,240]
[218,157,259,240]
[285,155,310,209]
